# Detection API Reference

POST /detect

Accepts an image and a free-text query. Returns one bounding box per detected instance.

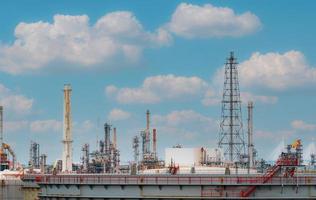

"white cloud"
[108,108,131,121]
[73,120,97,134]
[30,119,62,133]
[291,120,316,131]
[5,119,97,134]
[240,92,278,104]
[4,120,29,133]
[0,84,33,115]
[152,110,218,141]
[167,3,261,38]
[201,89,277,106]
[255,130,295,139]
[105,85,118,96]
[239,51,316,90]
[0,12,172,74]
[153,110,215,127]
[106,74,208,104]
[201,89,221,106]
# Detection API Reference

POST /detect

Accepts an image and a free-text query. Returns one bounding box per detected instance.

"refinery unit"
[1,52,316,199]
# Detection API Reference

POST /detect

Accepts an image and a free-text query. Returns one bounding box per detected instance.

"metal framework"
[132,136,139,164]
[86,123,120,173]
[219,52,246,162]
[81,143,89,172]
[29,141,40,168]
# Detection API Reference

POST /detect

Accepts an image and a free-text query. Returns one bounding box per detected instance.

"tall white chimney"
[62,84,73,172]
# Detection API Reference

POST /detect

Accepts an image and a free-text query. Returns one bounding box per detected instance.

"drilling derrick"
[219,52,246,163]
[62,84,73,172]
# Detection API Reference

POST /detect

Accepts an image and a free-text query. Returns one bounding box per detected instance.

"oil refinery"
[1,52,316,199]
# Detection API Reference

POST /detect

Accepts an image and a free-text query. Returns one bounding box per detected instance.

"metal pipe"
[113,127,117,149]
[145,110,151,154]
[247,101,254,168]
[153,129,157,156]
[146,110,150,131]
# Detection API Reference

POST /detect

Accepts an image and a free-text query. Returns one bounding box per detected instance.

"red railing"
[240,157,299,197]
[23,174,316,186]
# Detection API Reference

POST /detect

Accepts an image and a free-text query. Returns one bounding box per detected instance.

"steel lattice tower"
[218,52,246,162]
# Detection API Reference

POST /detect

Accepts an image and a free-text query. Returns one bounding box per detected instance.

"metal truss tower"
[218,52,246,162]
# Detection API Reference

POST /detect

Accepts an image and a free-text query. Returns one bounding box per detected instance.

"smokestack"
[62,84,73,172]
[153,128,157,155]
[247,101,254,169]
[146,110,150,131]
[40,154,47,174]
[145,110,151,154]
[113,127,117,149]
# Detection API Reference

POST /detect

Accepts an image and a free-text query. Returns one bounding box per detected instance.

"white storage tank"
[165,147,203,167]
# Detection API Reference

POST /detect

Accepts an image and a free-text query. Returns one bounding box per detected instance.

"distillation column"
[62,84,73,172]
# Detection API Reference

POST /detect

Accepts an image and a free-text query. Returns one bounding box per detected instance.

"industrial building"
[1,52,316,199]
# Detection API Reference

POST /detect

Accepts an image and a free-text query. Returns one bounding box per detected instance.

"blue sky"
[0,0,316,165]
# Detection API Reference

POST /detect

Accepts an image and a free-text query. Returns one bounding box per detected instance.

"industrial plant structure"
[2,52,316,199]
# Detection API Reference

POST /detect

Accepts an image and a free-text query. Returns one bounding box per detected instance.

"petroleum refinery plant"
[1,52,316,199]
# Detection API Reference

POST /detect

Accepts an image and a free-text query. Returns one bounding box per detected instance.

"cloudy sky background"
[0,0,316,164]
